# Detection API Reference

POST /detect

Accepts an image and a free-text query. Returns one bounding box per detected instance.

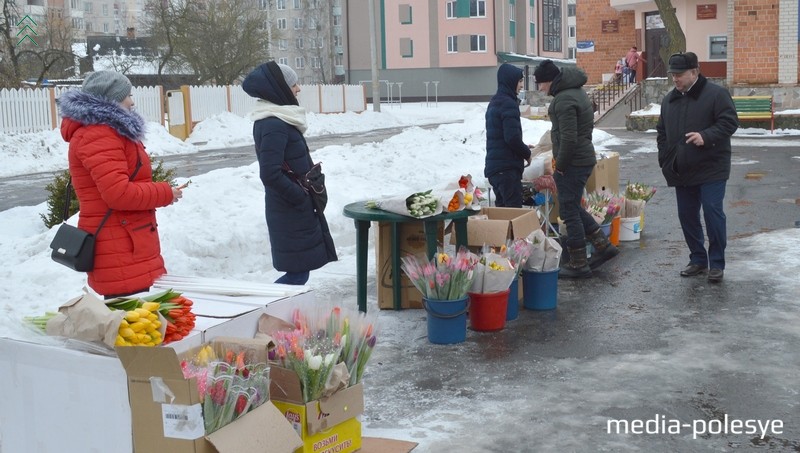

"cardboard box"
[270,366,365,453]
[117,339,302,453]
[457,207,541,249]
[375,221,443,310]
[548,152,620,224]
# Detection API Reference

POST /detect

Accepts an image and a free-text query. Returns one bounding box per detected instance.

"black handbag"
[50,158,142,272]
[49,184,111,272]
[283,161,328,212]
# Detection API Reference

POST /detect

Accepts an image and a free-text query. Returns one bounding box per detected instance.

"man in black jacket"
[656,52,738,283]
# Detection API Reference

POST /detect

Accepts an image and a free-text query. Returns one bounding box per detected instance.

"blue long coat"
[242,62,336,272]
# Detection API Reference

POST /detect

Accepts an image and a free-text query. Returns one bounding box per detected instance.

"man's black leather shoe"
[680,264,707,277]
[707,268,724,283]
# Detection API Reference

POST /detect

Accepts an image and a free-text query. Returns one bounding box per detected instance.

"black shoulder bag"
[283,160,328,213]
[50,158,143,272]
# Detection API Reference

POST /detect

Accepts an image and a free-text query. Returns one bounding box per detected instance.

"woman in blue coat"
[242,62,336,285]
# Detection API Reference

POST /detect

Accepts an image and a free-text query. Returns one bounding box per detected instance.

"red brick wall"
[732,1,779,84]
[576,0,636,84]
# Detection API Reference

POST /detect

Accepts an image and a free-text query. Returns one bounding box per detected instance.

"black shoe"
[680,264,707,277]
[707,268,724,283]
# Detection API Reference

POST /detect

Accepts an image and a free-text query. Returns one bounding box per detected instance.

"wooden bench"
[732,95,774,133]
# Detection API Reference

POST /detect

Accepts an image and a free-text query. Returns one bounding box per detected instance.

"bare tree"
[653,0,686,63]
[300,1,335,84]
[144,0,272,84]
[0,2,75,88]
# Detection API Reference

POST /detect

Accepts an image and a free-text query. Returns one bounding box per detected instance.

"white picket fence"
[0,83,366,136]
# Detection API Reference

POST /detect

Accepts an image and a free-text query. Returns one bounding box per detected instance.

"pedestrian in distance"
[614,58,625,83]
[242,61,337,286]
[533,60,619,279]
[656,52,738,283]
[625,46,646,83]
[484,63,533,208]
[57,70,183,298]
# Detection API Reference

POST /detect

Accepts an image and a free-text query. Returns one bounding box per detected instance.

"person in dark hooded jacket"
[242,61,337,285]
[534,59,618,278]
[58,70,182,297]
[484,63,533,207]
[657,52,738,283]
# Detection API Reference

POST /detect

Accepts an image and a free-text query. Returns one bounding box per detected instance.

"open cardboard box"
[547,152,620,224]
[270,366,364,453]
[453,207,541,249]
[117,339,303,453]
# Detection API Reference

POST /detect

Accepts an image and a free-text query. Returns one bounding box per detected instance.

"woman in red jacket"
[58,71,182,297]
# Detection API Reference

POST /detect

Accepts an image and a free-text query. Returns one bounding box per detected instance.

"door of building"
[644,12,668,78]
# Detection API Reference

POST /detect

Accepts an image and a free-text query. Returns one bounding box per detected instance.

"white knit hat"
[278,64,299,87]
[82,71,132,102]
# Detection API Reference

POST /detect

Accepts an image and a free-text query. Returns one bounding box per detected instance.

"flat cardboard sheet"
[361,437,418,452]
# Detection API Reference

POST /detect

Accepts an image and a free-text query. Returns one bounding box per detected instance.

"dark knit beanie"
[82,71,132,102]
[534,60,560,83]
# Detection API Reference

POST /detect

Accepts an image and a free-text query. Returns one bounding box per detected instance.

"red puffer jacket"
[59,90,174,296]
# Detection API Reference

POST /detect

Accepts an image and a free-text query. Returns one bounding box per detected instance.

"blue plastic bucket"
[423,297,468,344]
[522,269,559,310]
[599,222,611,237]
[506,279,519,321]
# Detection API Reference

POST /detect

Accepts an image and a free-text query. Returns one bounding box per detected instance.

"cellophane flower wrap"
[400,246,477,300]
[445,175,486,212]
[316,306,378,387]
[502,238,535,278]
[365,189,443,218]
[584,192,622,225]
[624,182,656,217]
[271,327,341,403]
[469,249,518,294]
[179,343,270,434]
[523,229,563,272]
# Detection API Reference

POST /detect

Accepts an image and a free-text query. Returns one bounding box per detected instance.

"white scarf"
[248,99,308,134]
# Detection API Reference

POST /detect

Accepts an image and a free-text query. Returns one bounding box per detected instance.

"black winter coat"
[484,63,531,179]
[656,74,738,187]
[242,62,336,272]
[547,67,596,171]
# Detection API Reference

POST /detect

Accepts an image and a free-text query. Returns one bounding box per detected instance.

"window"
[308,18,317,30]
[568,47,576,59]
[103,22,108,32]
[277,0,286,10]
[278,57,288,65]
[470,34,486,52]
[311,57,321,68]
[70,0,79,9]
[295,57,305,69]
[277,18,287,29]
[567,4,576,17]
[399,4,412,24]
[102,4,107,15]
[279,39,288,50]
[258,0,268,9]
[72,17,83,29]
[447,35,458,53]
[334,35,342,47]
[333,15,341,26]
[470,0,486,17]
[446,1,456,19]
[400,38,413,57]
[293,0,301,9]
[316,37,324,48]
[293,17,304,29]
[542,0,561,52]
[569,25,575,38]
[85,21,92,31]
[84,2,92,12]
[296,37,304,49]
[709,36,727,60]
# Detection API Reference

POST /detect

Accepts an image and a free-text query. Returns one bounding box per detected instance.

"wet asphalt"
[357,127,800,452]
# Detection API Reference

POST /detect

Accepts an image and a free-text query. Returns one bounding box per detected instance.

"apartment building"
[347,0,571,101]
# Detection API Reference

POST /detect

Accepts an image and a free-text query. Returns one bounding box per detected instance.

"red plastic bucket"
[468,289,509,332]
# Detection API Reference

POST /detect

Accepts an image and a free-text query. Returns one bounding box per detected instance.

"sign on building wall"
[601,20,619,33]
[696,4,717,20]
[577,41,595,52]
